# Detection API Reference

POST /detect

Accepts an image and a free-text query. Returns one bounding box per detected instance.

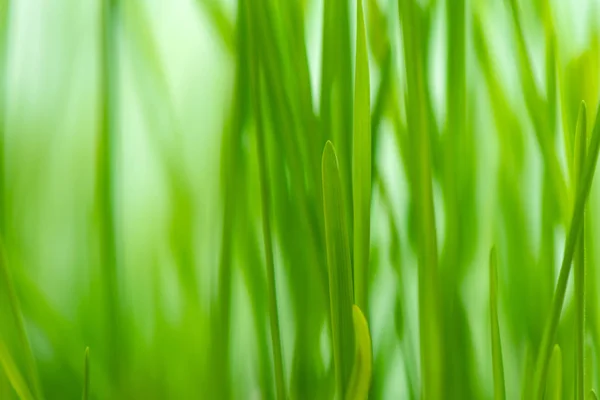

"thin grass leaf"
[0,241,42,399]
[544,345,562,400]
[245,0,286,395]
[0,339,34,400]
[321,0,353,245]
[489,247,505,400]
[352,0,371,319]
[397,0,443,396]
[574,102,587,400]
[82,347,89,400]
[346,305,372,400]
[322,141,355,398]
[533,100,600,398]
[589,390,598,400]
[98,0,121,384]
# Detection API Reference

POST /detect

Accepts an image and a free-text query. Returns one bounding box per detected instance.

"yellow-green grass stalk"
[574,102,587,400]
[352,0,371,319]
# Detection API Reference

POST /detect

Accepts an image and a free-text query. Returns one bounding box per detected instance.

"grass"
[1,0,600,399]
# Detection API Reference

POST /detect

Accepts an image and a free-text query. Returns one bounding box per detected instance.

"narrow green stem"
[489,248,505,400]
[99,0,121,387]
[397,0,443,396]
[352,0,371,319]
[82,347,90,400]
[245,0,285,396]
[574,102,587,400]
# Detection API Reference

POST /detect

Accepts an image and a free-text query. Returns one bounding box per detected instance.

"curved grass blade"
[346,305,372,400]
[544,345,562,400]
[589,390,598,400]
[352,0,371,319]
[0,339,34,400]
[574,102,587,400]
[322,141,355,398]
[82,347,90,400]
[533,99,600,398]
[0,241,42,399]
[489,247,505,400]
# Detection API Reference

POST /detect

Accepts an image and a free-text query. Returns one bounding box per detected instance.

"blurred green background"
[1,0,600,398]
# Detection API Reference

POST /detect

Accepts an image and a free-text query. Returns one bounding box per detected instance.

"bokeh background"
[1,0,600,398]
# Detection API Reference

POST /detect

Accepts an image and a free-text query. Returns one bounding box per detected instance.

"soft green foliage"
[3,0,600,399]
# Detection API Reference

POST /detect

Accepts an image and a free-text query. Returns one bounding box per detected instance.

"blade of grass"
[589,390,598,400]
[0,339,34,400]
[545,345,562,400]
[397,0,443,396]
[0,241,42,398]
[346,305,372,399]
[352,0,371,320]
[0,0,10,238]
[505,0,569,224]
[489,247,505,400]
[533,100,600,397]
[194,0,234,53]
[245,0,285,396]
[322,141,355,398]
[321,0,353,248]
[82,347,90,400]
[574,102,587,400]
[98,0,121,386]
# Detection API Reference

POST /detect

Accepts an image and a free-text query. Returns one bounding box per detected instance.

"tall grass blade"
[352,0,371,319]
[82,347,90,400]
[574,101,587,400]
[489,247,505,400]
[544,345,562,400]
[397,0,443,396]
[346,305,372,400]
[589,390,598,400]
[99,0,121,385]
[244,0,286,396]
[322,141,355,398]
[533,100,600,398]
[0,340,34,400]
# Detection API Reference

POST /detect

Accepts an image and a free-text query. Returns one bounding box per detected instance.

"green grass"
[2,0,600,399]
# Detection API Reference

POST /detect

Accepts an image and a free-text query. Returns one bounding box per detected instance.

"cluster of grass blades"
[4,0,600,398]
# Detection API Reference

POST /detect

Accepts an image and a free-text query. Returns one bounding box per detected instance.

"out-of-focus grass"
[1,0,600,399]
